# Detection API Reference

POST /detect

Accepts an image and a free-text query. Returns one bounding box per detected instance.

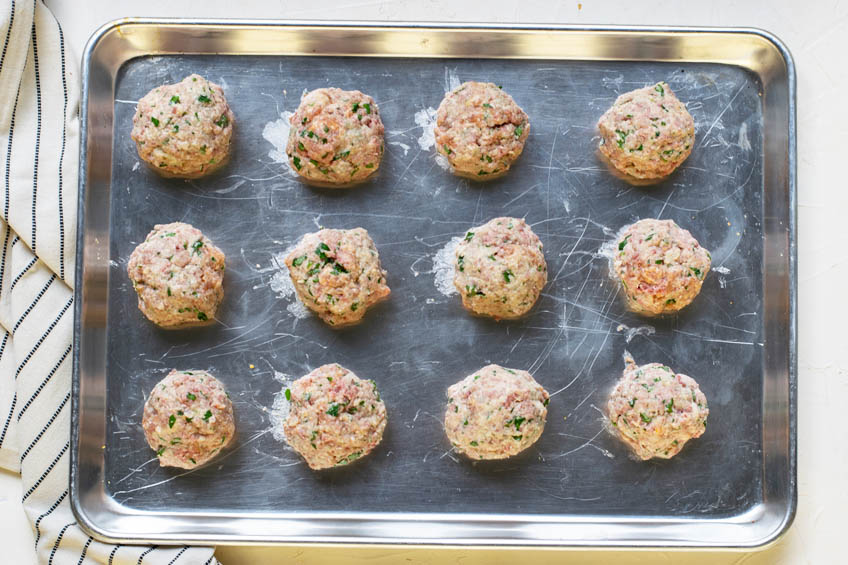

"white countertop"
[3,0,843,563]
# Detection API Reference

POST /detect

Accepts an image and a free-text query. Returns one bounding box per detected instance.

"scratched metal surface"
[104,55,763,519]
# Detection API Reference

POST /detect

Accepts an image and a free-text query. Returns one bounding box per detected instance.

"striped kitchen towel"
[0,2,219,563]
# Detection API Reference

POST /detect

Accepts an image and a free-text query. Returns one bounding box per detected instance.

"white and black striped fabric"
[0,2,218,563]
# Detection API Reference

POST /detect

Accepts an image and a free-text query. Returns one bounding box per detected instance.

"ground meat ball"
[453,217,547,320]
[285,228,390,327]
[142,369,235,469]
[597,82,694,179]
[435,82,530,179]
[283,364,387,470]
[612,218,711,316]
[286,88,385,186]
[131,74,234,178]
[127,222,225,328]
[607,358,708,460]
[445,364,549,460]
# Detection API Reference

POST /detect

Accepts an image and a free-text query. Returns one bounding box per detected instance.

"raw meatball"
[607,358,708,460]
[597,82,694,179]
[435,82,530,179]
[445,364,549,460]
[286,88,385,186]
[283,364,387,470]
[453,217,547,320]
[142,369,235,469]
[131,74,234,178]
[285,228,390,327]
[127,222,226,328]
[612,218,711,316]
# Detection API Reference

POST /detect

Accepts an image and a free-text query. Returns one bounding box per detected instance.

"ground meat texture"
[435,82,530,179]
[597,82,694,180]
[453,217,547,320]
[445,364,549,460]
[127,222,225,328]
[283,364,387,470]
[131,74,234,178]
[142,369,235,469]
[613,218,711,316]
[607,360,708,460]
[286,88,385,186]
[285,228,390,327]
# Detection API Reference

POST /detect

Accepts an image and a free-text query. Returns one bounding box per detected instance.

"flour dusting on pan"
[262,111,297,176]
[432,237,462,296]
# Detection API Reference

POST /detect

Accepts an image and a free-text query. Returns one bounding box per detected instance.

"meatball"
[285,228,390,327]
[286,88,385,186]
[283,364,387,470]
[131,74,234,178]
[445,364,549,460]
[597,82,694,180]
[607,358,708,460]
[453,217,547,320]
[142,369,235,469]
[435,82,530,179]
[127,222,226,328]
[612,218,711,316]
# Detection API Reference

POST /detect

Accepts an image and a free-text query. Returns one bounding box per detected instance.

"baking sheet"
[72,22,795,547]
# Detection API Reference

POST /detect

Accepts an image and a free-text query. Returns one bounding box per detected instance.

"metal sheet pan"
[72,20,796,548]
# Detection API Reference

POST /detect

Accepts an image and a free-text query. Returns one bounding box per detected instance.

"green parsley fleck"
[615,129,629,149]
[465,285,485,297]
[507,416,525,431]
[168,414,176,428]
[150,116,160,127]
[315,242,330,261]
[292,255,307,267]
